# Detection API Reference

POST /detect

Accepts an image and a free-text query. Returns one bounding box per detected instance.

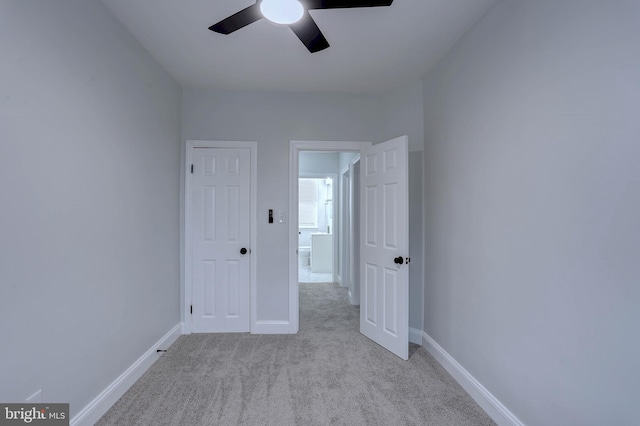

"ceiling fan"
[209,0,394,53]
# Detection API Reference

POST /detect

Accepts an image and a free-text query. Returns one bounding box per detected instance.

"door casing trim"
[183,140,258,334]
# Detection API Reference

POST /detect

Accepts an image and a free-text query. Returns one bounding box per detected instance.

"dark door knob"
[394,256,404,265]
[240,248,248,255]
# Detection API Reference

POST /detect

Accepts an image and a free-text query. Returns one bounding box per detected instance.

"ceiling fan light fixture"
[260,0,304,25]
[210,0,394,53]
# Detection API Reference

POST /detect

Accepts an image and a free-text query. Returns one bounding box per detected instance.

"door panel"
[365,186,377,246]
[384,268,398,335]
[191,148,251,333]
[360,136,409,360]
[384,183,398,249]
[365,263,377,324]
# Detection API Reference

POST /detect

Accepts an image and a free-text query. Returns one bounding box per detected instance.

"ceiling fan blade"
[209,3,262,35]
[303,0,393,9]
[289,13,330,53]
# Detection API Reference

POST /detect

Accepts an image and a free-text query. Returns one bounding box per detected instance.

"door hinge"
[190,164,194,174]
[190,305,193,314]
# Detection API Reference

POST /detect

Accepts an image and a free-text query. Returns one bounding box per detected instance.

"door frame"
[347,155,361,305]
[339,155,361,299]
[184,140,258,334]
[288,141,372,333]
[340,164,350,289]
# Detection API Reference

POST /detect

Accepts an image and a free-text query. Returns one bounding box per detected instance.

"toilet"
[298,247,311,267]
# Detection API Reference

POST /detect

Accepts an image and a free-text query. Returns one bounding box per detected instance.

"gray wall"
[338,152,359,172]
[337,151,360,289]
[300,152,340,174]
[380,81,425,332]
[0,0,181,415]
[422,0,640,424]
[182,89,385,321]
[380,80,425,153]
[182,88,425,329]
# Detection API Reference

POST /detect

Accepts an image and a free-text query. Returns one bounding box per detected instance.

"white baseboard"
[421,332,524,426]
[252,320,292,334]
[70,323,183,426]
[409,327,423,345]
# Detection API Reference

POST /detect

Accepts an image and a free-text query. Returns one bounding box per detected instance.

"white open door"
[360,136,409,360]
[190,147,251,333]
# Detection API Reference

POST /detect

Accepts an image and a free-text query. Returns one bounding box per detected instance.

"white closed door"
[360,136,409,360]
[190,148,251,333]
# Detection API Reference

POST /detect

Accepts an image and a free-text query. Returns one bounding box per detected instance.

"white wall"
[0,0,181,416]
[422,0,640,424]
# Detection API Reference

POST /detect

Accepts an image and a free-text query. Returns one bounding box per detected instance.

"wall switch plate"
[278,211,286,224]
[26,389,42,403]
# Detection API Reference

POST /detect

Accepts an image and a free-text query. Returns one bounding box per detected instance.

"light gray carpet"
[96,283,495,425]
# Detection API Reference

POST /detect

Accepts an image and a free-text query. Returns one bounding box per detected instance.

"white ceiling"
[101,0,497,93]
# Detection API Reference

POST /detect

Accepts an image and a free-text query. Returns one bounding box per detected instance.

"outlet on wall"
[26,389,42,403]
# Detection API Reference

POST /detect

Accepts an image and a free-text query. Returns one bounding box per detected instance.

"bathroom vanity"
[310,233,333,273]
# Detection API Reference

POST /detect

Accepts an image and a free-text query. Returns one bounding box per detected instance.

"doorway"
[288,141,372,333]
[289,137,410,360]
[298,172,337,283]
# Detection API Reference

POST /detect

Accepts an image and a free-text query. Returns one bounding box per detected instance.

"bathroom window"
[299,178,318,228]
